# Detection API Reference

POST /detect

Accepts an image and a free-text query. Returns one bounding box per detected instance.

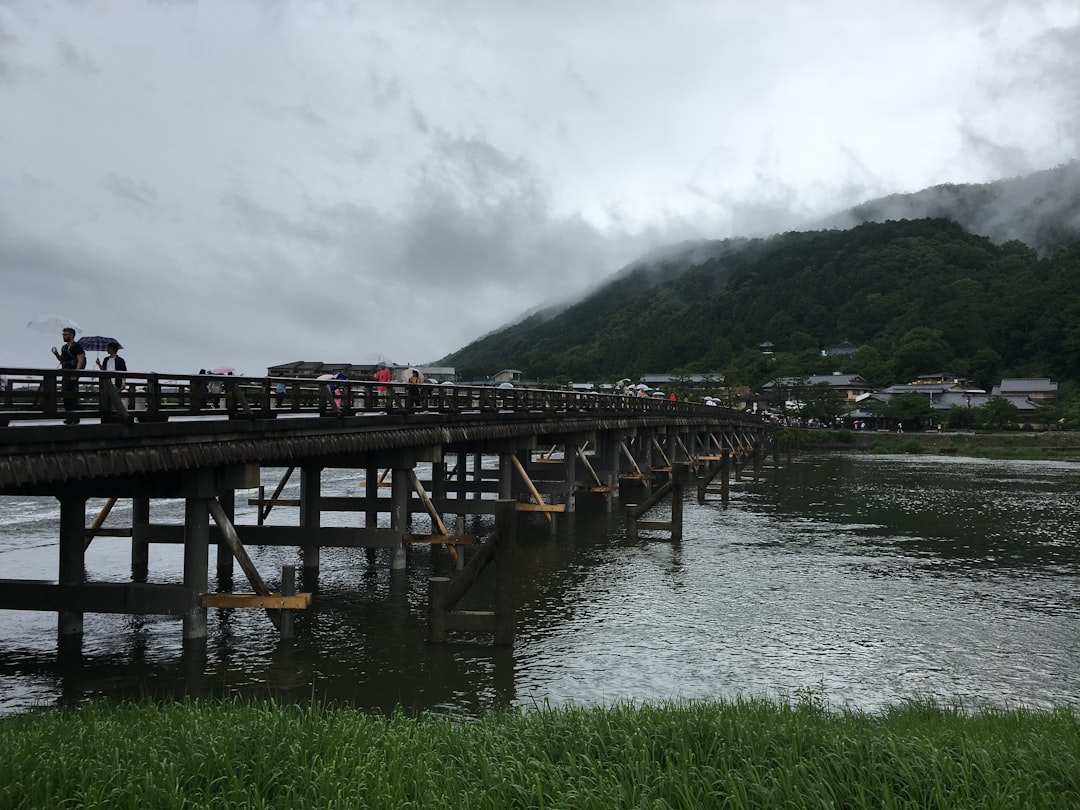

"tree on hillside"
[884,392,934,430]
[800,384,845,424]
[892,327,951,383]
[843,345,890,386]
[973,397,1019,430]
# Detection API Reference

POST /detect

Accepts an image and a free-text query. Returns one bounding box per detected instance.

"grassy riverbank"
[2,698,1079,808]
[789,428,1080,459]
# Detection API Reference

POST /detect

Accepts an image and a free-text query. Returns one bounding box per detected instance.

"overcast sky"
[2,0,1077,376]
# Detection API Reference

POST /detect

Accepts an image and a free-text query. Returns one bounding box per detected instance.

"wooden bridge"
[0,368,770,649]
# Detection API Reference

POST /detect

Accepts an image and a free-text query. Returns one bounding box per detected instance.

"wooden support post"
[493,499,516,645]
[498,453,513,500]
[428,499,516,645]
[261,465,295,523]
[651,436,672,471]
[132,496,149,582]
[456,450,468,504]
[509,453,552,523]
[216,489,235,579]
[575,445,608,503]
[365,461,379,565]
[754,438,763,480]
[183,496,210,643]
[563,443,577,513]
[280,564,296,640]
[619,440,644,480]
[428,576,449,643]
[671,464,684,541]
[721,448,730,504]
[432,457,447,501]
[300,466,321,576]
[408,469,457,564]
[472,453,483,502]
[390,467,409,570]
[626,503,638,540]
[677,435,695,469]
[58,494,86,638]
[641,434,654,490]
[84,497,116,550]
[208,499,281,631]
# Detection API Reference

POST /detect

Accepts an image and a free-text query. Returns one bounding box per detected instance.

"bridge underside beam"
[0,581,194,614]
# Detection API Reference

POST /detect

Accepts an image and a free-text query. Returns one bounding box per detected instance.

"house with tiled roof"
[762,372,874,403]
[991,378,1058,405]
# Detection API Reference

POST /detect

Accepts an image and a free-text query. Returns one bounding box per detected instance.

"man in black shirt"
[51,327,86,424]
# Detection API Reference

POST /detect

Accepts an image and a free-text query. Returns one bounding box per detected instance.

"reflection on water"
[1,453,1079,716]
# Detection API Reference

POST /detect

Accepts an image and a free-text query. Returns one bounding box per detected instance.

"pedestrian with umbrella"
[50,326,85,424]
[95,341,127,391]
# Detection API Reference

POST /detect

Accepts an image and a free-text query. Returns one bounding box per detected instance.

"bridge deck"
[0,368,766,495]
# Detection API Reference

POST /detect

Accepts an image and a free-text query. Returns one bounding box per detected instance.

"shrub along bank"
[2,698,1079,808]
[786,428,1080,459]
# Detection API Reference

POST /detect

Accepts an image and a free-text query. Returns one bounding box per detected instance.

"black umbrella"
[79,335,123,352]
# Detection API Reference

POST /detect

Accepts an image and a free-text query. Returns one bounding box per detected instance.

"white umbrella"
[498,382,514,389]
[27,314,83,334]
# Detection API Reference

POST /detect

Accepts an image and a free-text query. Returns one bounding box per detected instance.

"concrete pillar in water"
[58,494,86,639]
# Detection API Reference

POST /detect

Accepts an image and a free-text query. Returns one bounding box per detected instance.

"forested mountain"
[814,161,1080,256]
[440,165,1080,392]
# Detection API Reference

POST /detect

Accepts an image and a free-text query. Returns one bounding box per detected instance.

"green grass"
[2,697,1079,808]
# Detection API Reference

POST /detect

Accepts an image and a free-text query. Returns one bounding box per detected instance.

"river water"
[1,453,1078,716]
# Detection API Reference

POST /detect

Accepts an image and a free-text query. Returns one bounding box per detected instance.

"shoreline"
[784,428,1080,460]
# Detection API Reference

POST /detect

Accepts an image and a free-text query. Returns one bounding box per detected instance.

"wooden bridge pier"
[626,462,685,542]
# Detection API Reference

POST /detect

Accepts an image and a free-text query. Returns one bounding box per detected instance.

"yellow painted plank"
[202,592,312,609]
[514,502,567,512]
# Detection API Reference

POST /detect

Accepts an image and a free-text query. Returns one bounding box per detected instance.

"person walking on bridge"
[51,327,85,424]
[96,341,127,390]
[375,363,392,405]
[96,341,127,419]
[407,367,424,409]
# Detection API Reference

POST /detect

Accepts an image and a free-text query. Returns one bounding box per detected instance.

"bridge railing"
[0,368,762,426]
